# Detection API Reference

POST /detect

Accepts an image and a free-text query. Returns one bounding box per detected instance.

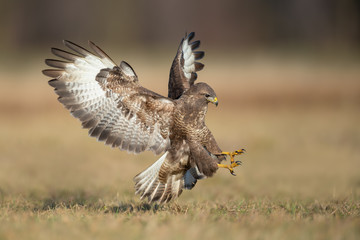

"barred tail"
[133,152,206,203]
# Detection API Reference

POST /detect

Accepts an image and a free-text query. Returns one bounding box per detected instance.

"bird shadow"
[104,202,161,214]
[29,189,161,213]
[31,189,102,211]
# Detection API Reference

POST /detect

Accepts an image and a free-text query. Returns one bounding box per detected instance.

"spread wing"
[168,32,205,99]
[43,40,174,154]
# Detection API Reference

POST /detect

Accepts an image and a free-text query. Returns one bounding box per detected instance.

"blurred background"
[0,0,359,203]
[1,0,360,50]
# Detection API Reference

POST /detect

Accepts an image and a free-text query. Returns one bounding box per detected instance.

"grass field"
[0,55,359,239]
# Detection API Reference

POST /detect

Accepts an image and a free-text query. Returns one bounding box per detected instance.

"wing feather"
[190,40,200,50]
[51,48,81,61]
[45,59,69,69]
[168,32,205,99]
[44,41,174,154]
[88,41,117,67]
[63,40,93,57]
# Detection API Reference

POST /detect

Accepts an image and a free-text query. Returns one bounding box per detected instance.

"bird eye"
[205,94,210,98]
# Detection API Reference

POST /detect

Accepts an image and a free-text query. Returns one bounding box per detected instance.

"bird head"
[191,82,218,107]
[205,93,218,107]
[180,82,219,114]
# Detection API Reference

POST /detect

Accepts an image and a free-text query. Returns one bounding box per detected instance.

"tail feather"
[149,184,165,202]
[133,152,206,203]
[134,152,167,195]
[134,152,184,203]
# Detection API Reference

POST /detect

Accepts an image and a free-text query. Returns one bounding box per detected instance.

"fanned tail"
[133,152,206,204]
[133,152,182,203]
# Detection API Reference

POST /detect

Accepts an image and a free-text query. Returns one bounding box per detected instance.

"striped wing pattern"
[168,32,205,99]
[43,41,173,154]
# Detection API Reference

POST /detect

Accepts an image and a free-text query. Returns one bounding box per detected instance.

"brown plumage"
[43,32,226,203]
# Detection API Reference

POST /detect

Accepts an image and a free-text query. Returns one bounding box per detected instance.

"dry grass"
[0,56,360,239]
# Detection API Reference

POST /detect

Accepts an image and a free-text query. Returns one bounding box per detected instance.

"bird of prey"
[43,32,244,203]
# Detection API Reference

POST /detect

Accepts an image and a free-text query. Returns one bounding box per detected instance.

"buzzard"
[43,32,244,203]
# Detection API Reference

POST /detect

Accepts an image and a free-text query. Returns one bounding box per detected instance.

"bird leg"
[217,149,245,176]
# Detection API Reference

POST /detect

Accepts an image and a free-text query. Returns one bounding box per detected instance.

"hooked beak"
[207,96,218,107]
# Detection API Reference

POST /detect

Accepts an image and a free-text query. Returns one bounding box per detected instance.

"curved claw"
[235,149,246,154]
[221,149,246,159]
[217,148,245,176]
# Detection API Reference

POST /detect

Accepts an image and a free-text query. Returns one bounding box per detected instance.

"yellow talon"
[217,148,245,176]
[222,149,245,163]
